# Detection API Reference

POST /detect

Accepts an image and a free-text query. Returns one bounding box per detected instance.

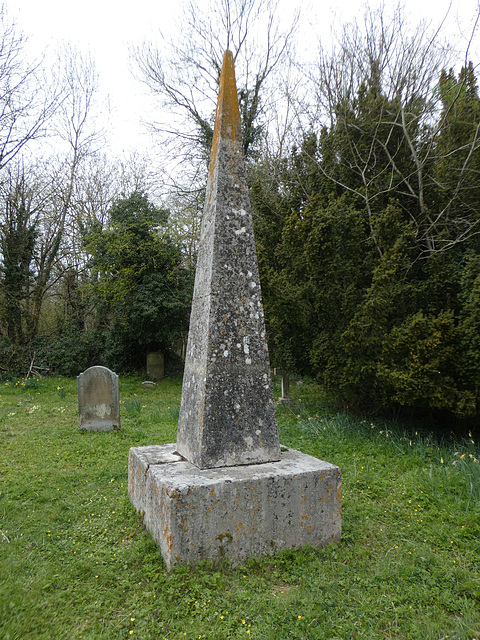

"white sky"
[4,0,480,156]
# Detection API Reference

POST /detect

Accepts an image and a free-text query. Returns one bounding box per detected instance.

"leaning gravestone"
[77,366,120,431]
[128,51,341,569]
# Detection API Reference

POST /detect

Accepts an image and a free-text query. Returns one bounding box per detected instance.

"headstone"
[141,381,156,390]
[77,366,120,431]
[128,51,341,569]
[175,50,280,469]
[147,352,164,380]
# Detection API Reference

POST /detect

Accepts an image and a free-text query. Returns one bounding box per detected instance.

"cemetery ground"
[0,376,479,640]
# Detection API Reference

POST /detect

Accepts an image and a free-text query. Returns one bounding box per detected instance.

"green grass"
[1,375,479,639]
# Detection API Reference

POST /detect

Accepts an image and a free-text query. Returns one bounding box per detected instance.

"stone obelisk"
[128,51,341,571]
[176,50,280,469]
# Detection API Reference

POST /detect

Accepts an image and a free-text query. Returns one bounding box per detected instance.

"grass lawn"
[1,374,479,639]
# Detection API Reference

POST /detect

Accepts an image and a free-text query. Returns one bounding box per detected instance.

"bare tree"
[0,5,59,170]
[131,0,299,266]
[133,0,299,180]
[0,47,103,344]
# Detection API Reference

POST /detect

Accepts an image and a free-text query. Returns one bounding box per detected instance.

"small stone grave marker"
[77,366,120,431]
[274,367,291,403]
[147,352,164,380]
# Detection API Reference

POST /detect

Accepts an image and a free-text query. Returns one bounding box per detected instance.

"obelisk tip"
[211,50,241,150]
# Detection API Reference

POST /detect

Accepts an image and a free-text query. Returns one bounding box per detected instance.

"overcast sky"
[4,0,480,155]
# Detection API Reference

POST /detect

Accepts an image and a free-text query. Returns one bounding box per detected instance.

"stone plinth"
[128,444,341,570]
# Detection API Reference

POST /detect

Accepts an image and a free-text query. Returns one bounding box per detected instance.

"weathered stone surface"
[129,444,185,515]
[147,352,164,380]
[77,366,120,431]
[141,381,157,390]
[128,444,341,570]
[176,50,280,469]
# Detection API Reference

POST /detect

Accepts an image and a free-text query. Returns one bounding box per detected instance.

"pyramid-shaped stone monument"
[176,51,280,469]
[128,51,341,570]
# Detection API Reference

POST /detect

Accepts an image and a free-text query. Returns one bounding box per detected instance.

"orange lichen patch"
[209,50,241,181]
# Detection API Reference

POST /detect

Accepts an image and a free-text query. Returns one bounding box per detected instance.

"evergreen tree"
[83,191,193,371]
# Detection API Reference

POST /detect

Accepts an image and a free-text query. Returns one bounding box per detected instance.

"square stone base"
[128,444,341,570]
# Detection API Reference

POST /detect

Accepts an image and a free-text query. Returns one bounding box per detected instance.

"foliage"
[435,62,480,243]
[1,378,479,639]
[0,170,39,343]
[82,191,194,372]
[254,55,480,424]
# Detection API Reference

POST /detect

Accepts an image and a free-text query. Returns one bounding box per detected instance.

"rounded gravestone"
[77,366,120,431]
